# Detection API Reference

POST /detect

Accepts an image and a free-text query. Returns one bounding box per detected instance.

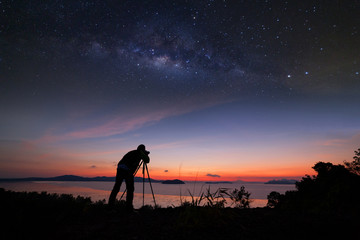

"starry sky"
[1,0,360,181]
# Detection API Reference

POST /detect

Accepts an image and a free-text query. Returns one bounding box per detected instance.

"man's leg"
[108,169,124,206]
[125,174,135,210]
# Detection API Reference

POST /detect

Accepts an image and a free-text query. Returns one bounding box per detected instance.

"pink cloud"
[31,93,235,145]
[35,112,162,143]
[35,100,221,143]
[320,138,348,147]
[317,133,360,147]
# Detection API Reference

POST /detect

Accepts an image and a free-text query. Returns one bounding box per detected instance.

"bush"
[267,191,281,208]
[272,153,360,216]
[227,186,252,209]
[180,186,252,208]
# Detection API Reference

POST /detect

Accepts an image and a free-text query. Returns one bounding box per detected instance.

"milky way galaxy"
[1,1,360,180]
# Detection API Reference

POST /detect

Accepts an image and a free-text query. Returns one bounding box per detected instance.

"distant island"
[0,175,298,185]
[161,179,185,184]
[265,179,297,184]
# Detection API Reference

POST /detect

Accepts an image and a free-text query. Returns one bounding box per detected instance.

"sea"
[0,181,296,209]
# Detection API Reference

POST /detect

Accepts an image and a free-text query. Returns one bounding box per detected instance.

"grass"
[1,188,358,240]
[180,185,252,208]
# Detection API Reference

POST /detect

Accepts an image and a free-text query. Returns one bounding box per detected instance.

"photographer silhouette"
[108,144,150,210]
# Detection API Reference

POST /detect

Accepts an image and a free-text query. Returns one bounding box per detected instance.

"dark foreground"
[1,189,357,240]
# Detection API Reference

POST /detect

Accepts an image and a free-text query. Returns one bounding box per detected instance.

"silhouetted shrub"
[273,149,360,216]
[180,186,252,208]
[344,148,360,175]
[203,187,227,208]
[227,186,252,208]
[266,191,281,208]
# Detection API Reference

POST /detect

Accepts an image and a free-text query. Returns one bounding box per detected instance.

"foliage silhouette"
[344,147,360,175]
[268,148,360,216]
[227,186,252,208]
[202,187,227,208]
[1,184,358,239]
[0,188,102,239]
[267,191,281,208]
[180,186,251,208]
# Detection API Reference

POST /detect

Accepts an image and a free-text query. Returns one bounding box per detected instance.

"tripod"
[119,160,157,207]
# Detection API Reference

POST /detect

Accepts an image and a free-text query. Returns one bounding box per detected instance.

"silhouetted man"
[108,144,150,210]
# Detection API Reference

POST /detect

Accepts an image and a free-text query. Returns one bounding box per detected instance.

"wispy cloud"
[317,132,360,147]
[35,109,176,144]
[35,98,231,144]
[319,138,348,147]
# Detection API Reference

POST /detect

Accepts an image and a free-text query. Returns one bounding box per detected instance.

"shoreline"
[0,181,295,208]
[0,184,269,209]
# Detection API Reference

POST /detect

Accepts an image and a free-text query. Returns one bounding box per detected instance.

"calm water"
[0,181,296,208]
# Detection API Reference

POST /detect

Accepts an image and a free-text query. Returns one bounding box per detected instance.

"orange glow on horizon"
[0,139,334,181]
[80,167,312,182]
[0,157,315,181]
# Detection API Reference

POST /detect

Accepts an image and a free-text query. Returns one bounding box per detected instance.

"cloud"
[35,109,176,143]
[164,170,168,173]
[35,97,231,143]
[316,132,360,147]
[206,173,221,178]
[89,165,97,169]
[319,138,348,147]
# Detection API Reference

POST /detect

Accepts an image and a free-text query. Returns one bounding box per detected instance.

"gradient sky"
[1,1,360,181]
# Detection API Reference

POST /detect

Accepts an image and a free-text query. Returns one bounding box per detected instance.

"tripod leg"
[143,163,145,207]
[119,188,126,201]
[134,161,143,176]
[145,163,157,206]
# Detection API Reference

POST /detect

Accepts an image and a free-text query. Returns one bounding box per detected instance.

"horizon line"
[0,174,299,183]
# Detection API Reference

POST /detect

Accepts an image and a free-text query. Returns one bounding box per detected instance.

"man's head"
[137,144,150,155]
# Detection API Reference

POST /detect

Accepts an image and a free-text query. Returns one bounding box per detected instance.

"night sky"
[1,0,360,181]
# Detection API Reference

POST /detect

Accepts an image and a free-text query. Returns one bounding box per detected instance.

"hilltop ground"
[1,188,357,240]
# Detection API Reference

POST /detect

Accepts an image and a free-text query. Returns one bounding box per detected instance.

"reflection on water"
[0,181,295,208]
